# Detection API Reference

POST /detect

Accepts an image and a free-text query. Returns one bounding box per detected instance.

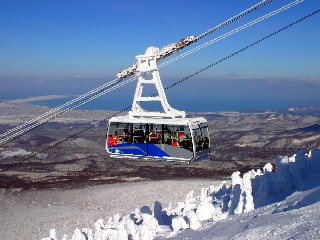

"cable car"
[106,47,210,163]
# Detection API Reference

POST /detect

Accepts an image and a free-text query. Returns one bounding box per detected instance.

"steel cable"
[0,0,303,144]
[0,0,274,143]
[1,8,318,172]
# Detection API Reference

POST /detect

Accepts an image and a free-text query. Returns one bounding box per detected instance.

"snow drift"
[42,149,320,240]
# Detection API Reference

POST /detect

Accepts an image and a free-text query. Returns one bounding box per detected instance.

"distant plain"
[0,101,319,189]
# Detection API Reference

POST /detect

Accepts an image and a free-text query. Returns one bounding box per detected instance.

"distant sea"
[2,77,319,113]
[26,95,320,113]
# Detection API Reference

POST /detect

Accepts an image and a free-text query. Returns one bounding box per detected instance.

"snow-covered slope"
[169,175,320,239]
[42,149,320,240]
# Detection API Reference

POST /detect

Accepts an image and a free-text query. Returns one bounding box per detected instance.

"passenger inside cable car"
[106,120,210,162]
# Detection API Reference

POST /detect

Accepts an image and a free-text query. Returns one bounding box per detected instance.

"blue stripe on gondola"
[147,144,170,157]
[108,143,170,157]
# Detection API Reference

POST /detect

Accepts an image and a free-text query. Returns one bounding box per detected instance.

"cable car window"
[107,122,132,145]
[164,125,179,146]
[200,124,210,149]
[149,124,161,144]
[193,127,203,152]
[163,124,192,152]
[163,125,172,145]
[178,125,192,151]
[133,123,147,143]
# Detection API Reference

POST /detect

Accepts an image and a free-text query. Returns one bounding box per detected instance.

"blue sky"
[0,0,319,111]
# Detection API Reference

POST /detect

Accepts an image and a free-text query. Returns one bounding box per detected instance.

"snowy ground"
[167,181,320,240]
[40,149,320,240]
[0,179,218,240]
[1,149,320,240]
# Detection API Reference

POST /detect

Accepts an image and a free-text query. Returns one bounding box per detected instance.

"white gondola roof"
[109,115,207,128]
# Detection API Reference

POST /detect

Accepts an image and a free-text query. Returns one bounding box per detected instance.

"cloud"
[0,95,74,105]
[74,74,105,79]
[35,79,45,84]
[300,77,320,85]
[215,74,320,86]
[224,73,269,81]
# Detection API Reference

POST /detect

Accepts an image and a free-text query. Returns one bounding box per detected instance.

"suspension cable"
[0,76,136,144]
[0,0,303,145]
[1,8,318,172]
[0,77,122,138]
[197,0,273,40]
[158,0,303,68]
[163,9,320,92]
[0,0,274,142]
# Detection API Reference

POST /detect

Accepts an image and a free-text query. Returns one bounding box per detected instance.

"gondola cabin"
[106,46,210,163]
[106,116,210,163]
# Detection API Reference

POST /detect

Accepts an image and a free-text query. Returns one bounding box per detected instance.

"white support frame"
[129,47,186,119]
